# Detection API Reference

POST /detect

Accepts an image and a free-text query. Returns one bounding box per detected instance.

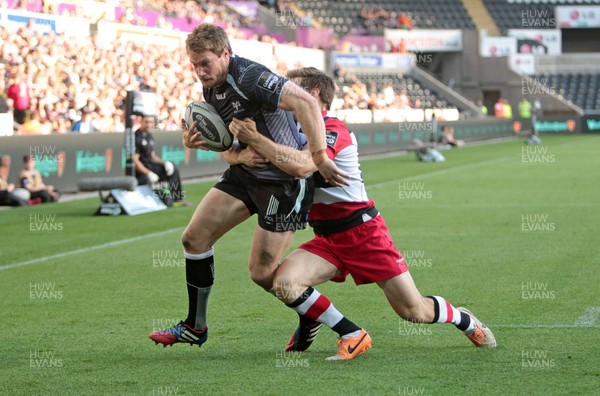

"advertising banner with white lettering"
[507,29,562,55]
[331,53,414,71]
[556,6,600,28]
[331,53,382,69]
[582,115,600,133]
[0,132,228,193]
[384,29,463,52]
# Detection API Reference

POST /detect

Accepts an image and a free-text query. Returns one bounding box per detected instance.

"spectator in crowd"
[0,157,29,206]
[6,75,30,124]
[71,107,96,133]
[18,109,51,135]
[440,125,464,147]
[383,81,395,106]
[476,99,487,116]
[397,89,410,109]
[359,5,391,32]
[111,111,126,133]
[0,90,9,114]
[494,97,505,118]
[518,97,532,119]
[19,155,60,203]
[530,98,543,140]
[397,13,412,30]
[532,98,542,128]
[502,98,513,119]
[389,39,408,54]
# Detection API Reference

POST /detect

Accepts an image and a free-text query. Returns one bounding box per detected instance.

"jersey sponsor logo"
[232,101,244,113]
[258,71,279,93]
[216,93,227,100]
[325,130,338,148]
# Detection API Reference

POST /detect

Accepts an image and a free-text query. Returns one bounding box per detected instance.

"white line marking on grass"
[574,306,600,327]
[492,324,600,329]
[391,202,600,209]
[0,228,183,271]
[493,308,600,329]
[370,156,512,189]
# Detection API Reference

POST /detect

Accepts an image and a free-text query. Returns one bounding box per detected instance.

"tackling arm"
[277,81,348,185]
[229,118,316,178]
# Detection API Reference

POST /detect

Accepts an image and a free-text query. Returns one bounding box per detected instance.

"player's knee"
[181,231,194,251]
[181,230,209,252]
[273,271,292,302]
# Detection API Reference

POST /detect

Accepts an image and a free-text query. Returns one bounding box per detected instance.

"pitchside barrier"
[3,116,590,193]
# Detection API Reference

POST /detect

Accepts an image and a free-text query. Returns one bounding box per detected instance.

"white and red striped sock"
[287,287,360,337]
[427,295,475,334]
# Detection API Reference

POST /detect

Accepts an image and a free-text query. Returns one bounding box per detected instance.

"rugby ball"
[184,101,233,152]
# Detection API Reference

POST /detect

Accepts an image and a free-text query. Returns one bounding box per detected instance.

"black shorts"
[215,166,313,232]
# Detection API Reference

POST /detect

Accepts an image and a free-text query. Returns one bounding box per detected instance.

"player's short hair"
[286,67,336,110]
[186,24,232,56]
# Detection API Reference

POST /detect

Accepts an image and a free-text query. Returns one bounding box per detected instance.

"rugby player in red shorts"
[229,67,496,361]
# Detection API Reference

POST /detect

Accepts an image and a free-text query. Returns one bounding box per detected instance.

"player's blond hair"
[186,24,232,56]
[286,67,336,110]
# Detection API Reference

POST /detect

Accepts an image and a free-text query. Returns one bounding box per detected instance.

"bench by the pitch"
[77,177,167,216]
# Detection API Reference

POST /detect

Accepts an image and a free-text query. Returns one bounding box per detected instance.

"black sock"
[332,318,361,338]
[184,248,214,330]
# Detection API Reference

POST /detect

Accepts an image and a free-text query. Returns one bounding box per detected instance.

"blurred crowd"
[0,1,449,135]
[331,65,444,114]
[359,6,412,33]
[1,22,202,134]
[10,0,253,29]
[0,0,285,135]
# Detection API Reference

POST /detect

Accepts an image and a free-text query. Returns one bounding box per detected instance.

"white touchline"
[491,324,599,329]
[0,227,183,271]
[492,307,600,329]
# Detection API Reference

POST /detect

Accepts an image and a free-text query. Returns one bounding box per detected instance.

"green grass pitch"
[1,135,599,395]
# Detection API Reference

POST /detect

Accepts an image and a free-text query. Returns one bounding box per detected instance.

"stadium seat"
[531,72,600,110]
[293,0,475,33]
[482,0,600,34]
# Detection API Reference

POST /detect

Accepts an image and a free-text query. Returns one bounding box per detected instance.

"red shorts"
[299,215,408,285]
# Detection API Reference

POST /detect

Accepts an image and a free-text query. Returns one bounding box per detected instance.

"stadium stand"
[1,1,463,135]
[0,23,200,134]
[357,73,452,110]
[4,0,255,30]
[531,72,600,111]
[334,70,454,111]
[294,0,475,35]
[0,1,288,135]
[483,0,600,35]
